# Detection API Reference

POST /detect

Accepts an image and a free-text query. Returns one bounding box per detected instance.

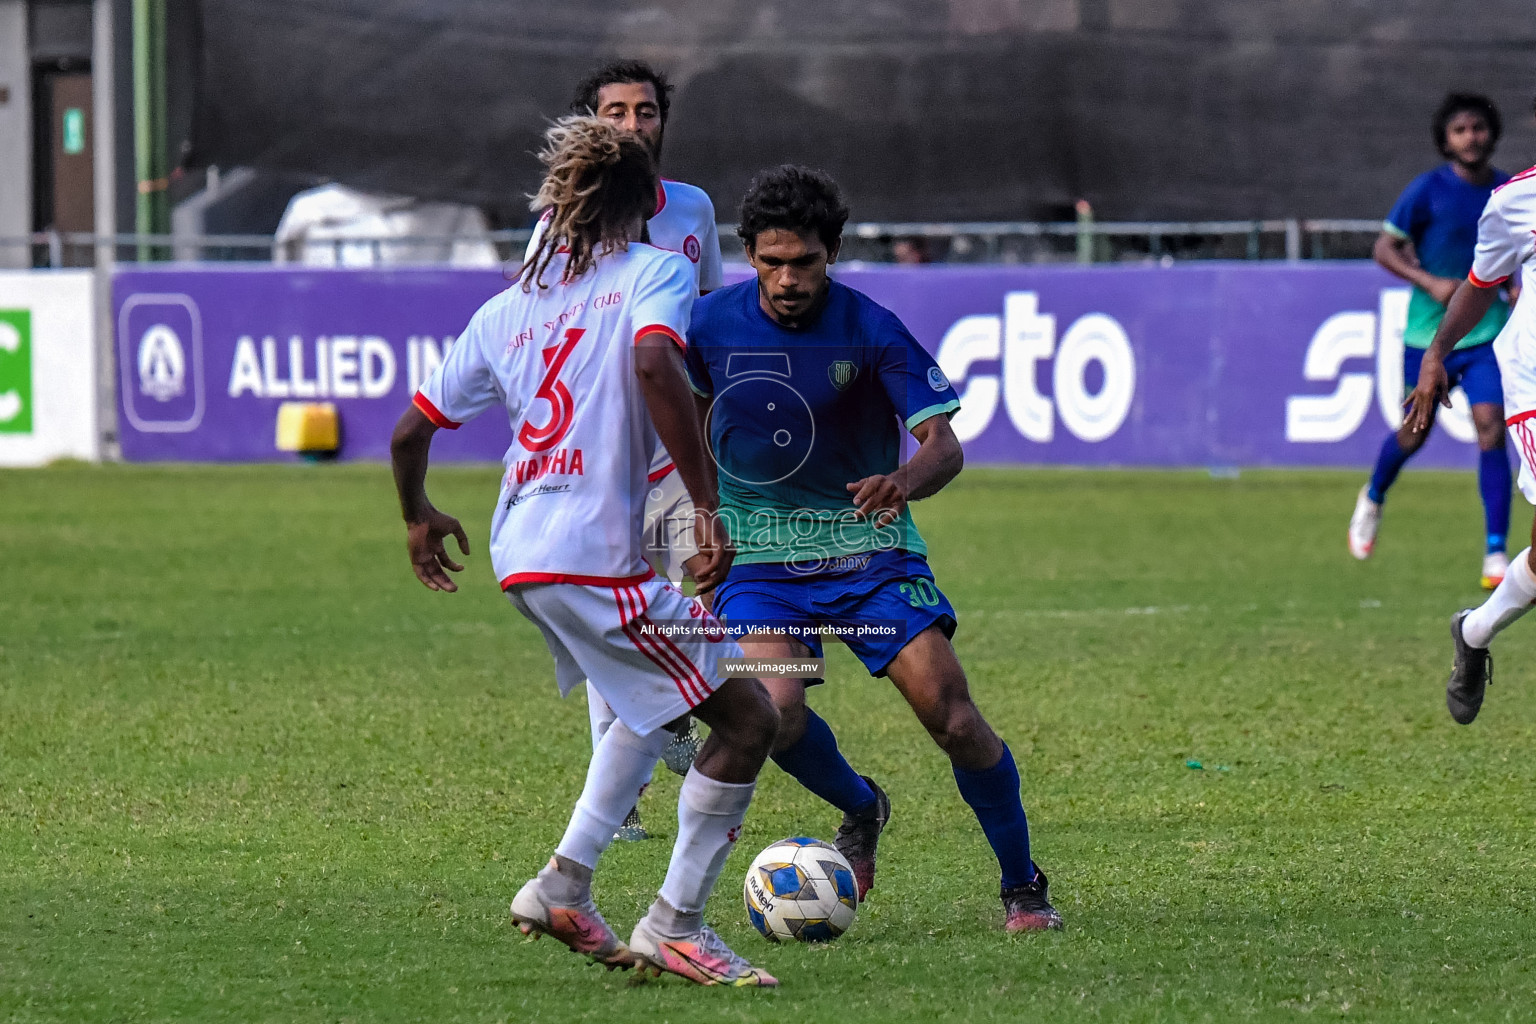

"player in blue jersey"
[1350,93,1516,588]
[683,165,1062,932]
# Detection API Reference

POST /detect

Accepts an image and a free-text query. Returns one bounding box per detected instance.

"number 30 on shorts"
[898,579,942,608]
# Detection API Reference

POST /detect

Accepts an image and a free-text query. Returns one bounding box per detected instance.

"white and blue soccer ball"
[743,836,859,942]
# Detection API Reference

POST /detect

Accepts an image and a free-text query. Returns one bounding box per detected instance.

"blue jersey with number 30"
[684,278,960,565]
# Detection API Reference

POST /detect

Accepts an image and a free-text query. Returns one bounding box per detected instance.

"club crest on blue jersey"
[828,360,859,391]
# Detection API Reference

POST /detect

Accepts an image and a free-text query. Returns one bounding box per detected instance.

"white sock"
[1464,547,1536,648]
[535,856,592,905]
[586,681,618,749]
[654,768,756,924]
[554,718,669,870]
[585,682,656,804]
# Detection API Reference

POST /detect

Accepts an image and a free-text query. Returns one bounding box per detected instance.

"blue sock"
[953,744,1034,890]
[770,709,876,816]
[1367,433,1413,504]
[1480,444,1512,554]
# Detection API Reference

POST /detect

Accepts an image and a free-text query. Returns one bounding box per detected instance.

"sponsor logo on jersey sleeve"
[683,235,701,263]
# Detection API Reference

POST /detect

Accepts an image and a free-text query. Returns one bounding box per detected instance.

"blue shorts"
[713,549,957,677]
[1404,342,1502,407]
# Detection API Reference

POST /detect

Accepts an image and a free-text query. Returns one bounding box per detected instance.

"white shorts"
[506,577,741,737]
[1505,411,1536,504]
[643,467,700,583]
[1497,335,1536,503]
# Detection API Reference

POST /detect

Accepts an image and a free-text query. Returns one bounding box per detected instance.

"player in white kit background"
[1406,102,1536,727]
[390,116,781,987]
[527,60,726,841]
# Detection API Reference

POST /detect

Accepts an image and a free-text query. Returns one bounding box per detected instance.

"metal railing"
[0,229,538,268]
[839,218,1382,264]
[1,219,1383,269]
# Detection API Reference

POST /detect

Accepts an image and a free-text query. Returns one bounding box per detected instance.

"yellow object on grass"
[275,402,339,453]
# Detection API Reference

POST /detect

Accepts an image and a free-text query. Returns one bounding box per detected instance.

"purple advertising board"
[114,263,1478,469]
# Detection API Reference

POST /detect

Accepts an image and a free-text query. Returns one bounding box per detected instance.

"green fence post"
[1075,199,1094,265]
[133,0,169,261]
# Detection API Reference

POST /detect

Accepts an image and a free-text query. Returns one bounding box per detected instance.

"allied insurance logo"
[0,309,32,435]
[118,294,205,433]
[138,324,187,401]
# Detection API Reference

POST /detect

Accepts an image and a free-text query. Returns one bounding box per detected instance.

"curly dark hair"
[1433,93,1501,158]
[737,165,851,251]
[571,59,673,125]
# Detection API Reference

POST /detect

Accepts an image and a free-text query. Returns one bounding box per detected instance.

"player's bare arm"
[635,332,734,593]
[389,405,470,592]
[1374,231,1460,305]
[846,413,964,523]
[680,391,725,608]
[689,391,721,501]
[1405,280,1501,433]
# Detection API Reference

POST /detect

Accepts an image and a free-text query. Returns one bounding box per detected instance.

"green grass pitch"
[3,463,1535,1022]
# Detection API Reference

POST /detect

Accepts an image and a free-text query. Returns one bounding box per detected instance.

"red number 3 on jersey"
[517,328,583,452]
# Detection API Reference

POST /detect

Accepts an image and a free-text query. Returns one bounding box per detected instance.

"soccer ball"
[743,837,858,942]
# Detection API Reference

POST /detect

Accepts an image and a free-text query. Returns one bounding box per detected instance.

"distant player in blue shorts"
[1350,93,1516,588]
[683,165,1062,932]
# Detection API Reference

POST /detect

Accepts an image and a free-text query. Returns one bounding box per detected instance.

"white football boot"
[510,865,634,970]
[629,916,779,987]
[1348,486,1382,560]
[1482,551,1510,591]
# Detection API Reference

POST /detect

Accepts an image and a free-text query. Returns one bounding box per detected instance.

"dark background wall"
[188,0,1536,224]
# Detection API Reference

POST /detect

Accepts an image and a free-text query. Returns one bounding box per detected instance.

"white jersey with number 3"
[524,180,720,483]
[413,244,695,587]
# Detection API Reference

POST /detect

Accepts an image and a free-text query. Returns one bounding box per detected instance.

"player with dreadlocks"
[527,59,724,843]
[391,115,781,987]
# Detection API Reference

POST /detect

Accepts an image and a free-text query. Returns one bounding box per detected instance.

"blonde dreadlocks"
[520,115,657,290]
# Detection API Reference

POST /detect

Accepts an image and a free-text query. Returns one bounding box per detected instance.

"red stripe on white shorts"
[614,587,693,705]
[627,586,710,704]
[1503,411,1536,472]
[612,586,701,706]
[1516,420,1536,474]
[635,603,713,703]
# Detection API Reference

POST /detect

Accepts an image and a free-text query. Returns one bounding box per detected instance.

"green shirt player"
[684,165,1063,933]
[1349,93,1516,589]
